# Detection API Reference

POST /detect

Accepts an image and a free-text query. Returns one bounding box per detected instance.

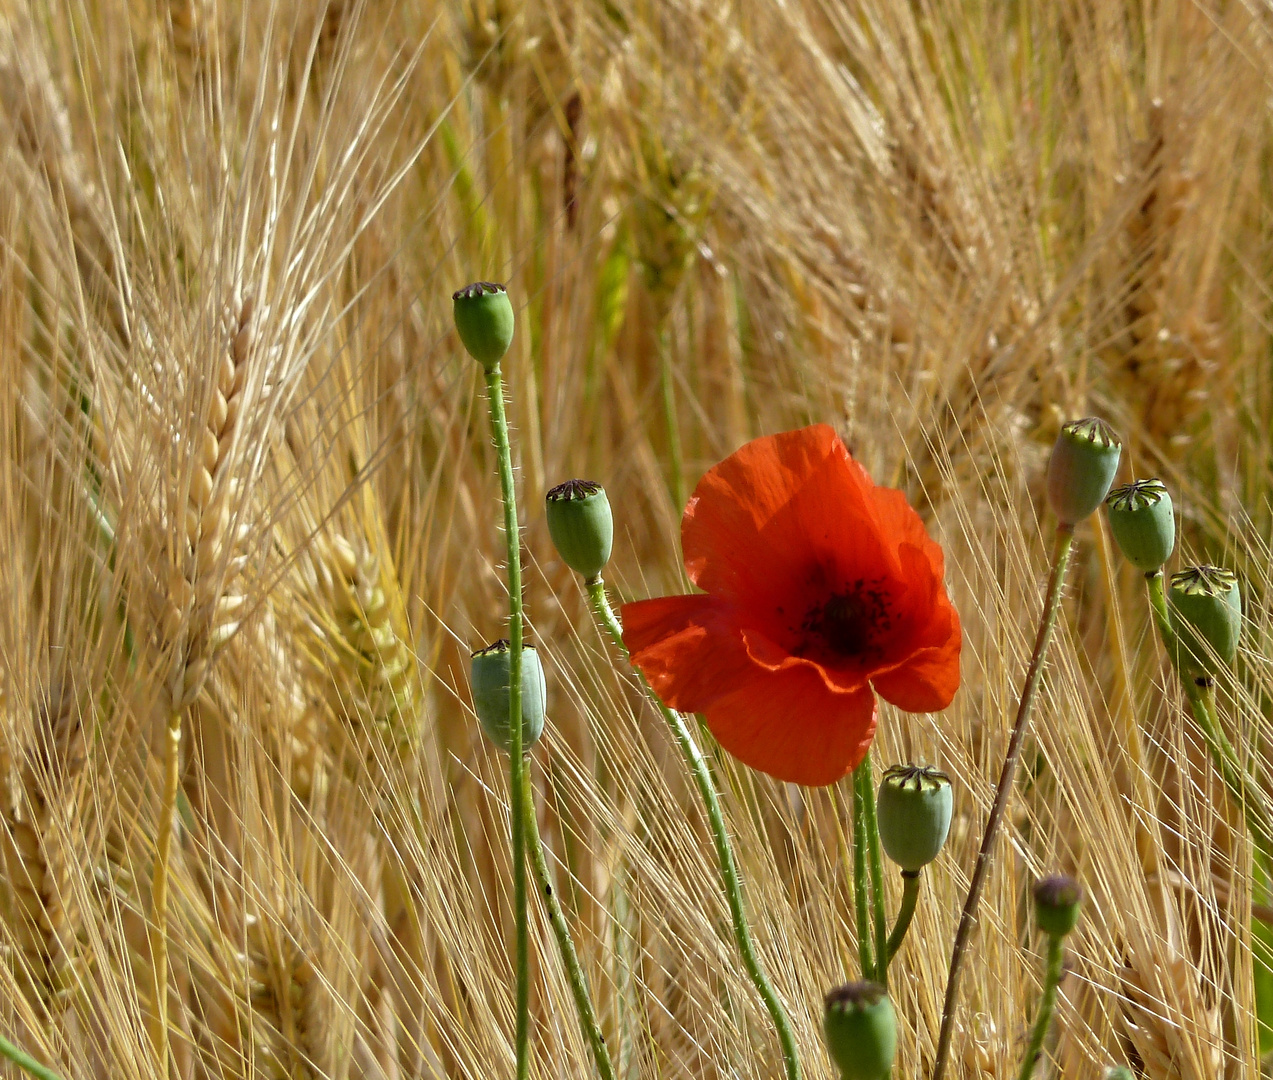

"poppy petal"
[681,425,898,614]
[869,610,961,711]
[621,594,755,712]
[739,626,873,695]
[869,484,946,578]
[703,667,878,786]
[866,544,962,709]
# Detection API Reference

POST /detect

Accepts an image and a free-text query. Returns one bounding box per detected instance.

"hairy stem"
[1147,572,1273,864]
[1190,685,1273,862]
[886,871,921,965]
[933,525,1074,1080]
[851,769,875,981]
[0,1032,65,1080]
[483,364,530,1080]
[148,709,183,1075]
[522,772,616,1080]
[586,575,801,1080]
[1015,934,1066,1080]
[858,755,888,989]
[1013,927,1064,1080]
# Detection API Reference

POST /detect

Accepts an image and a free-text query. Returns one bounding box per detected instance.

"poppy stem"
[585,575,803,1080]
[482,363,531,1080]
[0,1031,64,1080]
[1189,682,1273,861]
[522,766,617,1080]
[850,771,875,981]
[1015,932,1066,1080]
[932,524,1074,1080]
[1146,572,1273,862]
[860,755,889,989]
[886,871,921,964]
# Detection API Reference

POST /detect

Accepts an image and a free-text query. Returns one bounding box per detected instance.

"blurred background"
[0,0,1270,1076]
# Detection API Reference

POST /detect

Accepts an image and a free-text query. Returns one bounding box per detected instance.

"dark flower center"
[795,577,894,663]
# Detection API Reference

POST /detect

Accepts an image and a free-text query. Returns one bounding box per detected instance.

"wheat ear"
[199,909,337,1080]
[0,685,87,1010]
[148,294,254,1073]
[311,531,421,777]
[306,527,427,1072]
[1111,100,1222,456]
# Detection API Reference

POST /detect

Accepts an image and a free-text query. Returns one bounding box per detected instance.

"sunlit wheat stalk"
[149,294,255,1071]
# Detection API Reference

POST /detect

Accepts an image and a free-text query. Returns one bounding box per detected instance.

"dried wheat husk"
[0,684,89,1009]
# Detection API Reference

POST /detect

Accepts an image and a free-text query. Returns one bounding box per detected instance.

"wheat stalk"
[149,291,256,1071]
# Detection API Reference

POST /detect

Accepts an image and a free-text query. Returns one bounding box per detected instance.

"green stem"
[1190,685,1273,862]
[522,771,616,1080]
[933,525,1074,1080]
[586,576,802,1080]
[1146,572,1273,864]
[1015,934,1066,1080]
[885,871,921,965]
[483,364,530,1080]
[858,755,888,989]
[0,1033,64,1080]
[1145,569,1173,644]
[851,771,875,981]
[658,327,685,515]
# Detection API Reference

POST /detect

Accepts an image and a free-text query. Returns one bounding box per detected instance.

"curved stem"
[1147,572,1273,864]
[484,364,530,1080]
[1189,685,1273,863]
[586,576,802,1080]
[522,771,616,1080]
[933,525,1074,1080]
[858,757,888,989]
[851,770,875,981]
[1015,934,1066,1080]
[1145,569,1174,644]
[0,1032,64,1080]
[886,871,921,965]
[148,708,183,1076]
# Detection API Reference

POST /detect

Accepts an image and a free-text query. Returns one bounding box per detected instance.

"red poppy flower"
[621,424,961,786]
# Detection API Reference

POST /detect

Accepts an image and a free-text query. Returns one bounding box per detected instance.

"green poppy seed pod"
[1168,565,1241,679]
[545,480,613,579]
[452,282,514,370]
[1046,418,1122,525]
[822,982,897,1080]
[469,640,547,754]
[1033,875,1083,938]
[1106,479,1175,572]
[876,764,953,872]
[1105,1069,1135,1080]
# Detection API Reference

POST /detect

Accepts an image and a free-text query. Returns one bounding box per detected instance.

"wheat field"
[0,0,1271,1077]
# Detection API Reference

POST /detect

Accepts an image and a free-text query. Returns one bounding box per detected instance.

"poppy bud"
[1105,479,1175,572]
[545,480,613,580]
[452,282,514,370]
[1105,1070,1134,1080]
[1046,418,1122,525]
[822,982,896,1080]
[876,764,953,872]
[1168,565,1241,678]
[1033,875,1083,938]
[469,640,547,754]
